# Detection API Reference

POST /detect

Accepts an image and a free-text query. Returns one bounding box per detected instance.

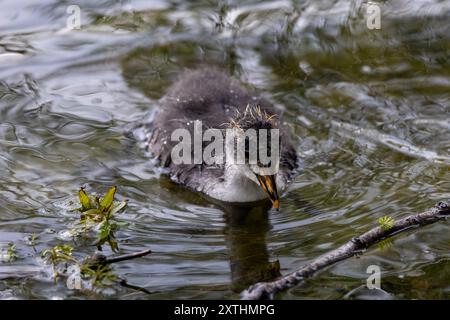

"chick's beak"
[256,174,280,210]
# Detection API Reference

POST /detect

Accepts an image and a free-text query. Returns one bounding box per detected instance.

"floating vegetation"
[80,263,118,288]
[0,243,18,262]
[39,243,102,285]
[1,187,150,294]
[73,186,128,252]
[25,234,39,248]
[41,244,77,280]
[378,216,395,231]
[7,243,17,262]
[376,216,396,250]
[41,244,76,265]
[35,187,150,292]
[40,244,151,290]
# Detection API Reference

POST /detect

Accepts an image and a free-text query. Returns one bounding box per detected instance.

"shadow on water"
[158,175,282,293]
[219,202,281,293]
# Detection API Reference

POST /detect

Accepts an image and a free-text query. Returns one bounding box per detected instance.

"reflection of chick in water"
[222,203,281,293]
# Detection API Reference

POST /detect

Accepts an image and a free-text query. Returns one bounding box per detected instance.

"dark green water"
[0,0,449,299]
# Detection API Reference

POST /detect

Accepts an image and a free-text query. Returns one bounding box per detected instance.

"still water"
[0,0,449,299]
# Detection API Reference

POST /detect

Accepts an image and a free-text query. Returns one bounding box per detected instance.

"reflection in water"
[221,202,281,292]
[157,183,282,293]
[1,0,450,300]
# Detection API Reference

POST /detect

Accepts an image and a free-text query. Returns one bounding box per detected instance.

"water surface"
[0,0,449,299]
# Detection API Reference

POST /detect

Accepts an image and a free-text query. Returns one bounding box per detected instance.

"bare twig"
[85,249,152,268]
[104,249,152,264]
[241,201,450,300]
[119,279,154,295]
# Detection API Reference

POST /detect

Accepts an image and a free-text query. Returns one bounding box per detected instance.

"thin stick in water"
[241,201,450,300]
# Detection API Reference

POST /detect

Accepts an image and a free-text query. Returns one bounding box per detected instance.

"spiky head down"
[228,105,278,131]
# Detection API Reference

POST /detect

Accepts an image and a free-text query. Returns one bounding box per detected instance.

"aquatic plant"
[41,244,76,265]
[0,243,18,262]
[40,243,150,290]
[37,187,150,291]
[76,186,128,252]
[378,216,395,231]
[40,244,77,279]
[7,243,18,262]
[25,234,39,248]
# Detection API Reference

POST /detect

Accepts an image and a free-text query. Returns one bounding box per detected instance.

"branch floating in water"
[91,249,152,265]
[241,201,450,300]
[83,249,152,268]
